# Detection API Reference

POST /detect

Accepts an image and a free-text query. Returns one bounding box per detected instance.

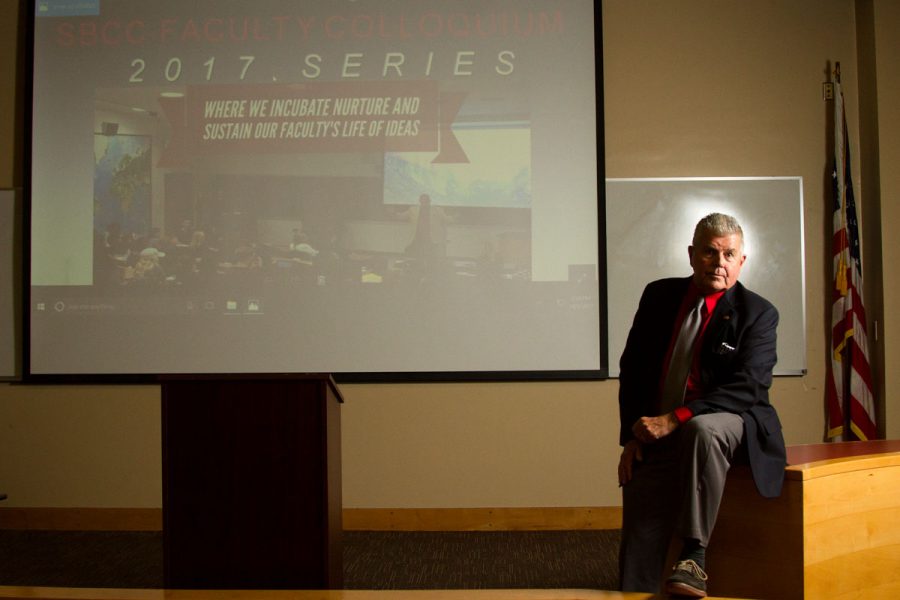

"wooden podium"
[161,374,343,589]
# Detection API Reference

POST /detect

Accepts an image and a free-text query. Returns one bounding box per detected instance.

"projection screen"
[28,0,604,378]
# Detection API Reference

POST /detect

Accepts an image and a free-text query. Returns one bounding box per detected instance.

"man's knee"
[681,415,720,443]
[680,414,744,454]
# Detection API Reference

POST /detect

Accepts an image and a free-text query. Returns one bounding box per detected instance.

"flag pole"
[828,60,850,441]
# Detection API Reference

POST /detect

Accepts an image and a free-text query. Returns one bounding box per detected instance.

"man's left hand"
[631,413,679,443]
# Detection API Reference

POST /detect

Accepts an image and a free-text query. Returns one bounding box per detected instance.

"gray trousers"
[619,412,744,593]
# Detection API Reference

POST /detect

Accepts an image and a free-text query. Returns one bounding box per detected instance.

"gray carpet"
[0,529,620,590]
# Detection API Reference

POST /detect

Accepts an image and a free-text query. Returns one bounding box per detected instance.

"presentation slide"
[28,0,603,377]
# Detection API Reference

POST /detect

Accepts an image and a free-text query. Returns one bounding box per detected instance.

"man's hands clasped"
[631,413,679,444]
[617,412,680,487]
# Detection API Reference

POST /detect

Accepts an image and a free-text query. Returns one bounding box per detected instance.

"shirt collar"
[687,282,727,315]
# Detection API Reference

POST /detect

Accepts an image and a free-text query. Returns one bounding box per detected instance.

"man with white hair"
[617,213,786,597]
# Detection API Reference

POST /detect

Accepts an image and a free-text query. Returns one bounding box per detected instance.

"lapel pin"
[717,342,736,354]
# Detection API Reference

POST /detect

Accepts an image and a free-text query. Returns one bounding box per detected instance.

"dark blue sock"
[679,538,706,569]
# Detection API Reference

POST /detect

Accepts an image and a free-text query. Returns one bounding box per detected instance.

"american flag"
[825,79,877,441]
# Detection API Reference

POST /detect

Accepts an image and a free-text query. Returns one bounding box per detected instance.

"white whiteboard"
[606,177,806,376]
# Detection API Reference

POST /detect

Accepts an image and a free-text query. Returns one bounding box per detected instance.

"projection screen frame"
[23,0,608,383]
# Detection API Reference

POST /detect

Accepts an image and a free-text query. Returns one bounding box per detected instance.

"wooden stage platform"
[0,588,748,600]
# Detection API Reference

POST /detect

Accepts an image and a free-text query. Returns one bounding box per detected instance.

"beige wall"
[873,0,900,440]
[1,0,898,510]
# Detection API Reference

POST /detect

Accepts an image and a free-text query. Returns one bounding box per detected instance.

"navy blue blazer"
[618,277,786,498]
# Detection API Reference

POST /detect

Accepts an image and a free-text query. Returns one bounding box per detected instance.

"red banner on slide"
[158,80,467,166]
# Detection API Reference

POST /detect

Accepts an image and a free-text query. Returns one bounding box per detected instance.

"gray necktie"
[660,296,705,414]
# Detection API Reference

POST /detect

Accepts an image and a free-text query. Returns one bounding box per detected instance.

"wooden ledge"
[342,506,623,531]
[786,451,900,480]
[784,440,900,481]
[786,439,900,464]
